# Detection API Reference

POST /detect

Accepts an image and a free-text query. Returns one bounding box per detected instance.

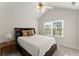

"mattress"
[17,34,56,56]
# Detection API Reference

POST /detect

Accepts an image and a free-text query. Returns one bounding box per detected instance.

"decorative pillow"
[26,30,33,36]
[22,30,34,36]
[22,30,28,36]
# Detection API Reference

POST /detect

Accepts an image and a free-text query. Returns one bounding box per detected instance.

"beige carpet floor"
[53,45,79,56]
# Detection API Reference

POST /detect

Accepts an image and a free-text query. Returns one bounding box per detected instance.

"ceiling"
[47,2,79,10]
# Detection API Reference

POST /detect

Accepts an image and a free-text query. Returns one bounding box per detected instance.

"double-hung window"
[44,20,64,37]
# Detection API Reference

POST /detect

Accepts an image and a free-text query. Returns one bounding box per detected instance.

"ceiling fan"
[36,2,53,13]
[36,2,76,12]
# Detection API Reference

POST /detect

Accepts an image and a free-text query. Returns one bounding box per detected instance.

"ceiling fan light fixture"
[36,2,46,12]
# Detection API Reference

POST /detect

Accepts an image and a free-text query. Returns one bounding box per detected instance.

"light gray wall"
[38,8,78,49]
[77,11,79,50]
[0,2,41,43]
[12,3,40,33]
[0,3,16,42]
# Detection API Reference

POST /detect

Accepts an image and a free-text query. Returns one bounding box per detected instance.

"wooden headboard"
[14,28,35,42]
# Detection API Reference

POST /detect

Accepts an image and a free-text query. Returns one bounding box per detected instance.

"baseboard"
[57,43,79,51]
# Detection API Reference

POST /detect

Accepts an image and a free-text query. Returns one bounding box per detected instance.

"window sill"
[44,34,64,38]
[53,35,64,38]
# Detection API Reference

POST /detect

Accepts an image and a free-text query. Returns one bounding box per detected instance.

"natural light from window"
[44,20,64,38]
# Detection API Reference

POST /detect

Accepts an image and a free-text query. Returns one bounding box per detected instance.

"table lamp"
[6,33,13,43]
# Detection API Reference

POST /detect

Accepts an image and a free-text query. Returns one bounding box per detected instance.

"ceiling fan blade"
[45,6,53,9]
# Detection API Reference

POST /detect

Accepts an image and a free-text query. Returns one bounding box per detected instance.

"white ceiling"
[47,2,79,10]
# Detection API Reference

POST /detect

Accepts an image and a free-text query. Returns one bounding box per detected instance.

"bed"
[14,28,57,56]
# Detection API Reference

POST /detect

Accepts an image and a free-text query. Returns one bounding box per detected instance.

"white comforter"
[17,34,56,56]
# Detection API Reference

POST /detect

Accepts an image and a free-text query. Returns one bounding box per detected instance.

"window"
[44,20,64,37]
[44,22,52,36]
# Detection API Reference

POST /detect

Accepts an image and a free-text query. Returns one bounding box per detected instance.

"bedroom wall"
[0,2,40,43]
[13,3,41,33]
[77,10,79,50]
[0,3,16,43]
[38,7,78,49]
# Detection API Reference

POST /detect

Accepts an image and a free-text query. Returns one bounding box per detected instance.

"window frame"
[44,20,64,38]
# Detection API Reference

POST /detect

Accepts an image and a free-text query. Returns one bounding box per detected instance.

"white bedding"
[17,34,56,56]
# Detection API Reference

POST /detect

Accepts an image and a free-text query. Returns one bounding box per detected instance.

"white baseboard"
[57,43,79,51]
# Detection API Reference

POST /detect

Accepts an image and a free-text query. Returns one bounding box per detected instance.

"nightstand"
[0,40,17,56]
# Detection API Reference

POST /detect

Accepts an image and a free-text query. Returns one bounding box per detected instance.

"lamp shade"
[6,33,13,39]
[5,33,13,42]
